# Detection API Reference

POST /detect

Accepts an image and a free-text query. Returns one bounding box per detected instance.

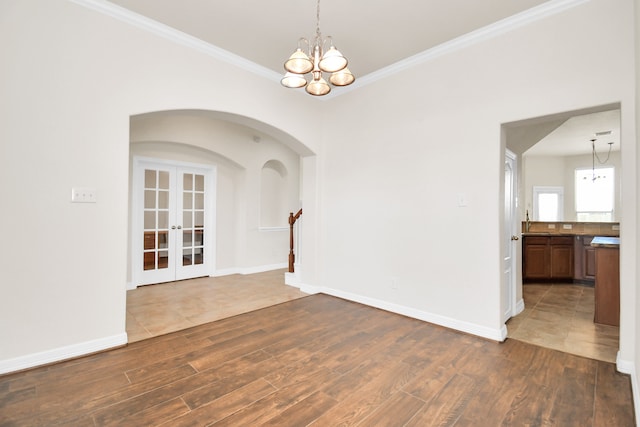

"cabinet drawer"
[525,236,548,245]
[550,236,573,245]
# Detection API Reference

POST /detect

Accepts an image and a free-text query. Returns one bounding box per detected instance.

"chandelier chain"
[315,0,321,41]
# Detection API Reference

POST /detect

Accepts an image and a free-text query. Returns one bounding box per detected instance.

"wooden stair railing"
[288,209,303,273]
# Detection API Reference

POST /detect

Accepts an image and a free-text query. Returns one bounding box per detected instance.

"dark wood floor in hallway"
[1,294,635,426]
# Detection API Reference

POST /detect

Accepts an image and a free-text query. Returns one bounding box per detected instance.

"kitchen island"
[591,236,620,326]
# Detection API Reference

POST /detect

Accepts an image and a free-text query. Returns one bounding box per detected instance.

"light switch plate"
[71,187,97,203]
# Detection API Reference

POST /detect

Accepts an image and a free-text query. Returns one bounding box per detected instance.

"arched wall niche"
[260,159,289,228]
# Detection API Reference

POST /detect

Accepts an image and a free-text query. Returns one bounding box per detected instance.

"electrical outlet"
[71,187,97,203]
[390,278,398,290]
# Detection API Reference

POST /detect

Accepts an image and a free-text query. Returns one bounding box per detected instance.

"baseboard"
[0,333,128,375]
[616,352,639,424]
[301,284,506,342]
[284,272,300,287]
[515,298,525,316]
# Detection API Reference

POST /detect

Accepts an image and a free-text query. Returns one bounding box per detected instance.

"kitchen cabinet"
[523,235,573,282]
[523,236,550,279]
[592,237,620,326]
[574,235,596,284]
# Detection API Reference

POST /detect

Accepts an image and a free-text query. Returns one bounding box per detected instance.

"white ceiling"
[108,0,552,78]
[524,109,621,157]
[103,0,611,156]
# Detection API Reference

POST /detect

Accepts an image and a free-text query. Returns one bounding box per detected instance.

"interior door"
[503,150,518,322]
[135,159,212,286]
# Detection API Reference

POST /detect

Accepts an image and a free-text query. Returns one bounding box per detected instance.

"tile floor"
[507,283,619,363]
[126,269,308,342]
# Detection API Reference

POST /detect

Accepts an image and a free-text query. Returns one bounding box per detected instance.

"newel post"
[288,209,303,273]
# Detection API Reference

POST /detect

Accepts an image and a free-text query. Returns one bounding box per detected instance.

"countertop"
[591,236,620,248]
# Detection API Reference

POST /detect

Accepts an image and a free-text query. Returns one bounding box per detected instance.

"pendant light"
[281,0,355,96]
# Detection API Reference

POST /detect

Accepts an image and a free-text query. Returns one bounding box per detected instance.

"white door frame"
[131,156,217,288]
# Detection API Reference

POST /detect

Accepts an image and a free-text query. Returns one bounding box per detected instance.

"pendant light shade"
[284,48,313,74]
[281,72,307,88]
[306,75,331,96]
[319,44,347,73]
[281,0,354,96]
[329,67,355,86]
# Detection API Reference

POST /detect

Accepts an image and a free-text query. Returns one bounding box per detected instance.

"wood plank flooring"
[1,294,635,426]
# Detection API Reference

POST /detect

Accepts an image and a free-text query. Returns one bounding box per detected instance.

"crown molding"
[70,0,588,100]
[332,0,589,98]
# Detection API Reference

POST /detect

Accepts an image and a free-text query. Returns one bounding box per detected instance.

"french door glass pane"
[181,172,205,267]
[143,169,170,271]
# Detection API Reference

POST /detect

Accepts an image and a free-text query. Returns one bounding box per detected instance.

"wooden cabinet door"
[583,244,596,280]
[550,245,573,278]
[550,236,573,279]
[523,237,550,279]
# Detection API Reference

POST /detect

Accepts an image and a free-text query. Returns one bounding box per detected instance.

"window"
[533,186,564,221]
[575,167,614,222]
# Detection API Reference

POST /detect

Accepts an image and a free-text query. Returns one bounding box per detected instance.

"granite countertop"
[522,232,620,237]
[591,236,620,248]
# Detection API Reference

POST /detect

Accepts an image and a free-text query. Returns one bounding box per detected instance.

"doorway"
[132,157,215,287]
[502,105,621,362]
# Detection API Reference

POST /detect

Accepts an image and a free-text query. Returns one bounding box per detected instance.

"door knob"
[171,225,176,230]
[511,235,519,241]
[177,225,182,229]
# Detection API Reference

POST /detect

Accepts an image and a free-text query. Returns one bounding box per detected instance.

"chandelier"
[280,0,355,96]
[589,136,614,181]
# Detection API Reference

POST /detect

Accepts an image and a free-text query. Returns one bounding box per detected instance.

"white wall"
[0,0,321,370]
[315,0,636,353]
[634,0,640,419]
[523,152,622,221]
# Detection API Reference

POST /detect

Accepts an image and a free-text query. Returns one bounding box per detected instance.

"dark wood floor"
[0,294,635,426]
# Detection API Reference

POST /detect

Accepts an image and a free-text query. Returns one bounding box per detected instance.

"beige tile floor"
[507,283,619,363]
[126,269,308,342]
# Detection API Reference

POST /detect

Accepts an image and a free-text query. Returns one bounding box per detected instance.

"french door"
[134,158,214,286]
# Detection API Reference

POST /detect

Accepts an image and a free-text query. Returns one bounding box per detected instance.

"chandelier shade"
[281,72,307,89]
[306,74,331,96]
[329,67,355,86]
[280,0,354,96]
[284,47,313,75]
[318,44,347,73]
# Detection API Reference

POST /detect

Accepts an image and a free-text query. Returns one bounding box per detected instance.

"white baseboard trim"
[515,298,525,316]
[617,351,634,374]
[212,263,288,277]
[0,333,128,375]
[616,352,639,424]
[301,284,506,342]
[284,272,300,287]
